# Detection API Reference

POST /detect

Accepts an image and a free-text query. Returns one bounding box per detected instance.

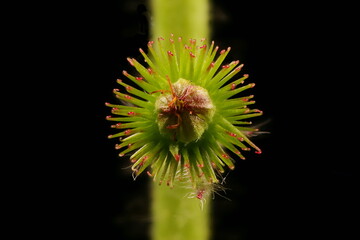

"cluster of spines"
[106,34,262,188]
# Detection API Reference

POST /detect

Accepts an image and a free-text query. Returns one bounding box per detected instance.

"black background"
[23,0,356,239]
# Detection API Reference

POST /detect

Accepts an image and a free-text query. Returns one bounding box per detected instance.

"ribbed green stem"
[151,0,210,45]
[150,0,211,240]
[152,182,210,240]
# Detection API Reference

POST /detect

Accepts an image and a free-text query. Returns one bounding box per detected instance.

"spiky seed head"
[106,35,263,189]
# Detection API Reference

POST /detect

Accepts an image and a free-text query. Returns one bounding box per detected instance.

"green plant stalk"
[150,0,211,240]
[151,0,210,46]
[152,182,210,240]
